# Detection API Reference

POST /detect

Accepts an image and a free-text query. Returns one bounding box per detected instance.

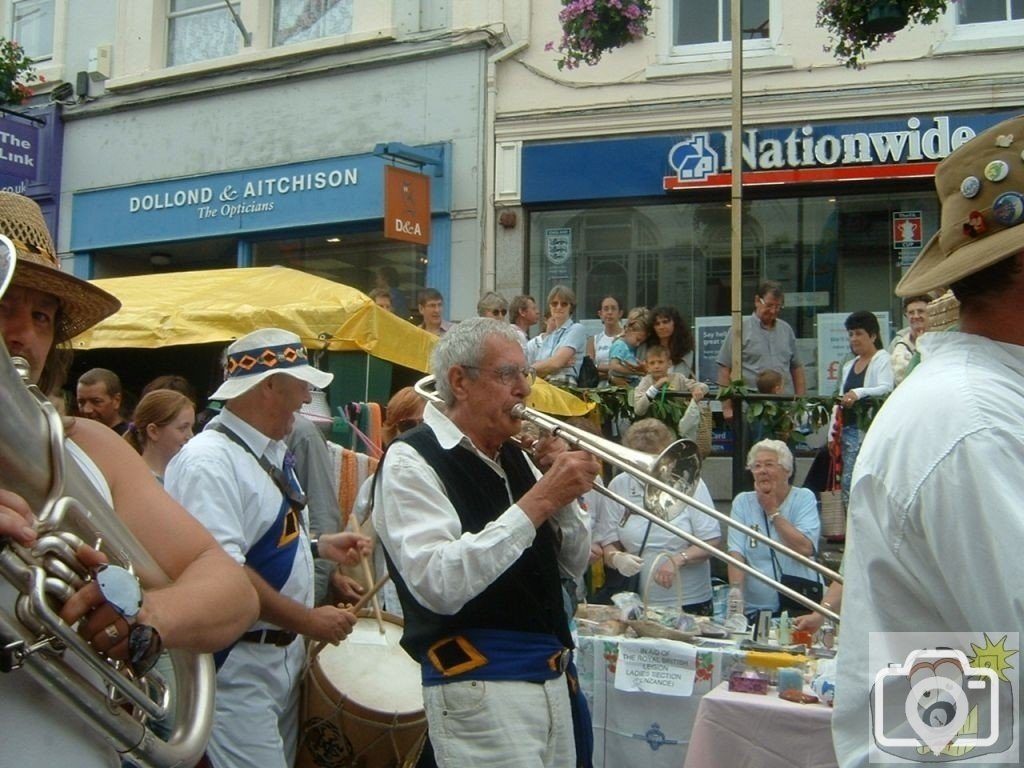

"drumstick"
[308,574,393,666]
[347,514,386,634]
[350,573,390,613]
[360,556,386,634]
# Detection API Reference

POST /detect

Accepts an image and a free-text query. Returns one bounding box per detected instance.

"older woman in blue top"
[531,285,587,386]
[727,439,821,620]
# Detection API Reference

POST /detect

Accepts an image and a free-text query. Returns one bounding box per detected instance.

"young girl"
[124,389,195,482]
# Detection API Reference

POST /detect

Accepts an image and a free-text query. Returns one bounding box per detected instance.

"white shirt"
[602,476,720,607]
[372,403,590,616]
[165,408,314,629]
[834,332,1024,766]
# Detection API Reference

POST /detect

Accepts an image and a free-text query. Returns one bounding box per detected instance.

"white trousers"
[424,676,575,767]
[207,636,305,768]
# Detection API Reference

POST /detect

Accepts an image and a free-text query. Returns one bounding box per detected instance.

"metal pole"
[729,0,746,493]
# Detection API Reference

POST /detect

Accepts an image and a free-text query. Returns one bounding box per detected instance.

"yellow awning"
[72,266,591,416]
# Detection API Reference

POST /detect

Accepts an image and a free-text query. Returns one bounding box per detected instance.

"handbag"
[819,433,846,538]
[577,355,600,388]
[764,509,823,617]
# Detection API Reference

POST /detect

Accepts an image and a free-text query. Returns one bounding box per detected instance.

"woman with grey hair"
[598,419,721,614]
[531,285,587,386]
[726,439,821,619]
[477,290,509,319]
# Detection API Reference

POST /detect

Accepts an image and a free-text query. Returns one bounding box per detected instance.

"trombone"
[414,375,841,624]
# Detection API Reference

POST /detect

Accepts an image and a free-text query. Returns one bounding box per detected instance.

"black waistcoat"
[381,425,572,659]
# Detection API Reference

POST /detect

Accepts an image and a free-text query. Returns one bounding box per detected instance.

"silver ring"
[104,624,120,642]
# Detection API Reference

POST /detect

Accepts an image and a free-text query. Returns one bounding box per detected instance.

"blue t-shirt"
[537,320,588,384]
[608,337,641,386]
[726,487,821,612]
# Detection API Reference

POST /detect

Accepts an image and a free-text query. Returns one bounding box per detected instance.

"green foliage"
[816,0,950,69]
[547,0,654,71]
[0,37,41,107]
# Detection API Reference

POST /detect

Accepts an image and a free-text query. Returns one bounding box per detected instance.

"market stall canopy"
[72,265,590,417]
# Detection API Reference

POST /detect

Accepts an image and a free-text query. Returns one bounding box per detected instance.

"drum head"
[316,613,423,716]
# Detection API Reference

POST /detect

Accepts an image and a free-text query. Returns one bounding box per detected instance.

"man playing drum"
[374,317,599,767]
[0,191,260,765]
[165,327,371,768]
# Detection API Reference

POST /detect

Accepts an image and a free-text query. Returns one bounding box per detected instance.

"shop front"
[69,144,451,326]
[521,110,1017,394]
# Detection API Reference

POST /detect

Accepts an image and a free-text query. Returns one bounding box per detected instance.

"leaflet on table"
[613,638,697,696]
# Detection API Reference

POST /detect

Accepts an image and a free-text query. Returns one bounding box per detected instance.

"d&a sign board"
[384,165,430,245]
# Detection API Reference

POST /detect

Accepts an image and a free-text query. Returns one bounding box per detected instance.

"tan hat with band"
[898,114,1024,296]
[0,192,120,339]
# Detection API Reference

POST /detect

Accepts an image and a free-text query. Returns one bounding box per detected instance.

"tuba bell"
[0,236,215,768]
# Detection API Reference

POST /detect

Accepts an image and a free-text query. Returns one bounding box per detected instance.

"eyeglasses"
[463,365,536,386]
[550,300,571,308]
[757,297,784,312]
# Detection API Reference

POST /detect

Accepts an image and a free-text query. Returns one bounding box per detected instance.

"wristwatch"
[768,511,781,524]
[310,537,320,559]
[678,551,689,567]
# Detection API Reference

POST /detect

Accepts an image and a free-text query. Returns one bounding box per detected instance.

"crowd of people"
[3,112,1021,768]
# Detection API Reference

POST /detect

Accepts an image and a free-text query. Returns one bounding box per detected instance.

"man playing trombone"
[374,317,599,767]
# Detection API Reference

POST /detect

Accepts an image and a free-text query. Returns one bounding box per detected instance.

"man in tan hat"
[834,117,1024,764]
[0,192,259,765]
[165,327,370,768]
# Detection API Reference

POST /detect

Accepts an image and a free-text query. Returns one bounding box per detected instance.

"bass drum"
[298,611,427,768]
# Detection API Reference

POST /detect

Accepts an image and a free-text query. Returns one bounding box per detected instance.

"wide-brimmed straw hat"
[0,192,120,338]
[210,328,334,401]
[898,114,1024,296]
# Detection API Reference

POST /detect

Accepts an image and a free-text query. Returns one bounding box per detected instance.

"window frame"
[1,0,65,90]
[662,0,780,63]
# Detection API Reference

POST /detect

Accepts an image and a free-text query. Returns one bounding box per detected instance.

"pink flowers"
[0,38,41,107]
[550,0,653,70]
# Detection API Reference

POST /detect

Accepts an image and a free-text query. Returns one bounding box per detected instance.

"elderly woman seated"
[599,419,721,615]
[726,439,822,620]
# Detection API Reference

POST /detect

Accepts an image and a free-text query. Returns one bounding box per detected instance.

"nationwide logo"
[664,116,976,190]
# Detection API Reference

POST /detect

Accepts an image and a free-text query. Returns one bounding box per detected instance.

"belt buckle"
[548,648,570,674]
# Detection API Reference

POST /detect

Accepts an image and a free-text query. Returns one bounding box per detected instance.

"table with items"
[576,630,836,768]
[684,681,837,768]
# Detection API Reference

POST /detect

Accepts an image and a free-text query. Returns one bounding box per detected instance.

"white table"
[684,681,838,768]
[577,635,748,768]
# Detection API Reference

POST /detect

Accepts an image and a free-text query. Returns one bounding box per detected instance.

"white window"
[273,0,353,47]
[167,0,243,67]
[9,0,54,61]
[660,0,782,67]
[672,0,770,47]
[956,0,1024,25]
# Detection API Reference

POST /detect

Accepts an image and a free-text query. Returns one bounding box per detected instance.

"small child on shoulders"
[607,320,649,387]
[634,345,708,417]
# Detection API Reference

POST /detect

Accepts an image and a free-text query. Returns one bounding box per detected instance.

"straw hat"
[898,114,1024,296]
[0,192,120,338]
[210,328,333,401]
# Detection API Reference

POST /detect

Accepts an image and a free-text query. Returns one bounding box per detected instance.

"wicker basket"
[819,490,846,538]
[927,290,960,332]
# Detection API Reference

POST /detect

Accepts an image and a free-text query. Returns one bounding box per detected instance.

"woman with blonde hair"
[124,389,195,483]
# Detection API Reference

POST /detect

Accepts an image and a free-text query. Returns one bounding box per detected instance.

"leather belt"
[240,629,297,647]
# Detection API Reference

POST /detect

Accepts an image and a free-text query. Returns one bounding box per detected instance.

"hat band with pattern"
[225,343,309,378]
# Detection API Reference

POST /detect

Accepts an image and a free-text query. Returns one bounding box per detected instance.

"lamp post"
[729,0,746,491]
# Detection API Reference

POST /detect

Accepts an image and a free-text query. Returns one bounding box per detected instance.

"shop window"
[252,230,426,322]
[273,0,353,46]
[9,0,53,60]
[167,0,242,67]
[529,188,938,393]
[956,0,1024,24]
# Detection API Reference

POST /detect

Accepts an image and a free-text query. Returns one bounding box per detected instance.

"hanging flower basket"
[547,0,654,71]
[816,0,951,69]
[0,38,42,108]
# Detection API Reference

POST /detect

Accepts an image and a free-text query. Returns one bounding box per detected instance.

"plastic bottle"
[778,610,791,645]
[727,586,745,619]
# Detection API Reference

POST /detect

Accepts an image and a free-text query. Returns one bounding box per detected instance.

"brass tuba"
[0,237,215,767]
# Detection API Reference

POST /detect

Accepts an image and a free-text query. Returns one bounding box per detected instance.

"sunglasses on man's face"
[550,300,571,308]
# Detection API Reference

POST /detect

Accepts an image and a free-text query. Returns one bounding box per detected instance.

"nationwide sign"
[664,116,980,190]
[520,111,1017,205]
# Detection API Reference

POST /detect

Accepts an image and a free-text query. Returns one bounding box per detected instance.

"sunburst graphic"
[968,633,1018,683]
